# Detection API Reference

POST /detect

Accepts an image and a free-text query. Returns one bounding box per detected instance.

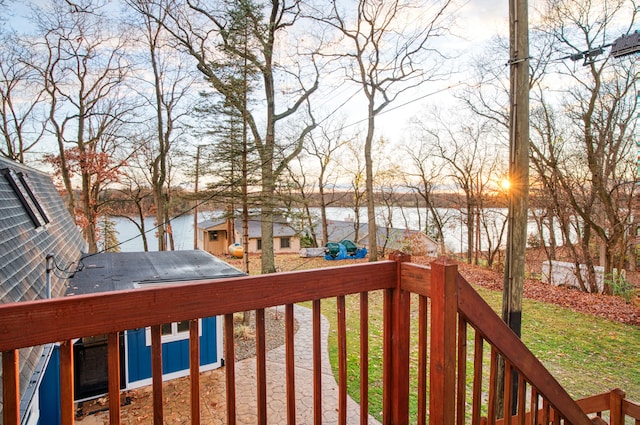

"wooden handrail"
[576,389,640,425]
[456,271,593,425]
[0,261,397,351]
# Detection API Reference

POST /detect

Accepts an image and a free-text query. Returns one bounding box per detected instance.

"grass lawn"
[312,286,639,423]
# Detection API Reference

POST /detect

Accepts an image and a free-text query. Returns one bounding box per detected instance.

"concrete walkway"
[78,305,381,424]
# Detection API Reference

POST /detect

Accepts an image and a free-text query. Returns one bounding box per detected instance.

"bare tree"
[342,136,368,244]
[0,34,47,163]
[130,0,319,273]
[304,120,349,246]
[403,131,447,253]
[317,0,454,261]
[33,0,133,252]
[115,179,152,252]
[431,115,505,264]
[128,1,195,251]
[536,0,639,293]
[284,155,319,247]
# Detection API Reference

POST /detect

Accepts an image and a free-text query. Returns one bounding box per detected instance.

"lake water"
[110,207,514,254]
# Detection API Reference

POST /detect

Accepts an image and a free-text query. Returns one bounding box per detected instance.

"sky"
[4,0,511,143]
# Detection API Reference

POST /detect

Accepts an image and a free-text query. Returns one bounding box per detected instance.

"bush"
[606,271,637,304]
[527,233,542,249]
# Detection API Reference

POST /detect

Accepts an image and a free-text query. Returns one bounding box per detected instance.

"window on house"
[209,231,218,241]
[256,238,262,250]
[145,319,201,345]
[280,237,291,249]
[2,168,49,228]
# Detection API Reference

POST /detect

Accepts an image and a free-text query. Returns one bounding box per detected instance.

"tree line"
[0,0,637,293]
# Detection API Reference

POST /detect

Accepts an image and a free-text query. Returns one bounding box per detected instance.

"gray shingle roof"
[0,156,87,420]
[67,250,245,295]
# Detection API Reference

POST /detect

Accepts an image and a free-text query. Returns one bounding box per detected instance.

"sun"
[500,178,511,191]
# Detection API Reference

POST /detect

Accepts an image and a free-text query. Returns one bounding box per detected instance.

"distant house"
[0,156,245,424]
[315,220,438,257]
[197,217,300,255]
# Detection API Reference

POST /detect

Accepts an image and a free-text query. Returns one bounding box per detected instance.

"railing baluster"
[552,408,561,425]
[337,295,347,425]
[151,325,163,425]
[471,332,484,425]
[224,313,237,425]
[2,349,20,425]
[418,295,429,425]
[457,318,468,425]
[488,348,498,425]
[360,292,369,425]
[542,398,550,425]
[517,373,526,425]
[60,339,74,425]
[108,332,121,425]
[286,303,296,425]
[256,308,267,425]
[504,360,513,425]
[530,388,539,425]
[190,319,200,425]
[383,288,393,425]
[313,299,322,425]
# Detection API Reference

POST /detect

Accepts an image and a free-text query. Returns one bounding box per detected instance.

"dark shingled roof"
[67,250,245,295]
[0,156,87,420]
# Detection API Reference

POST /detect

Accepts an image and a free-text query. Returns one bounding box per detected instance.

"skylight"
[2,168,50,228]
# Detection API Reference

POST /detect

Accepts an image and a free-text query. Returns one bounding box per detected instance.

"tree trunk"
[261,161,276,274]
[365,115,377,261]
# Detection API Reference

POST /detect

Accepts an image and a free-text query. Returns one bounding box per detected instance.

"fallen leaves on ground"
[455,262,640,327]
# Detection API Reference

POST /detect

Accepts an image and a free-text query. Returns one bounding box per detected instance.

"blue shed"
[67,250,245,397]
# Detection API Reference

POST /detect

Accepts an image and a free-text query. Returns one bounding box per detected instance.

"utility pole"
[503,0,529,342]
[193,145,201,250]
[500,0,529,416]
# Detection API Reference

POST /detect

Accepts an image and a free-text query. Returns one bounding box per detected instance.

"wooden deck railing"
[0,255,636,425]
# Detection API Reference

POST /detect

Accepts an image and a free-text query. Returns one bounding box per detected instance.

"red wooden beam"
[418,296,429,425]
[224,313,236,425]
[108,332,121,425]
[60,340,74,425]
[337,295,347,425]
[360,292,369,425]
[151,325,163,425]
[0,262,397,352]
[190,319,200,425]
[2,349,20,425]
[312,299,322,425]
[286,304,296,425]
[391,252,411,424]
[429,258,458,425]
[457,319,468,425]
[256,309,267,425]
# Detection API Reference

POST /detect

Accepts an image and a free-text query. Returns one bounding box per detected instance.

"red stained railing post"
[60,340,75,425]
[430,258,458,425]
[108,332,121,425]
[610,388,626,425]
[2,349,20,425]
[386,251,412,425]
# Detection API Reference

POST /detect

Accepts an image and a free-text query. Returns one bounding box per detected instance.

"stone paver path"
[78,305,381,424]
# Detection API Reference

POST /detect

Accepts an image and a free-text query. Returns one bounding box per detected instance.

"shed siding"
[126,316,220,386]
